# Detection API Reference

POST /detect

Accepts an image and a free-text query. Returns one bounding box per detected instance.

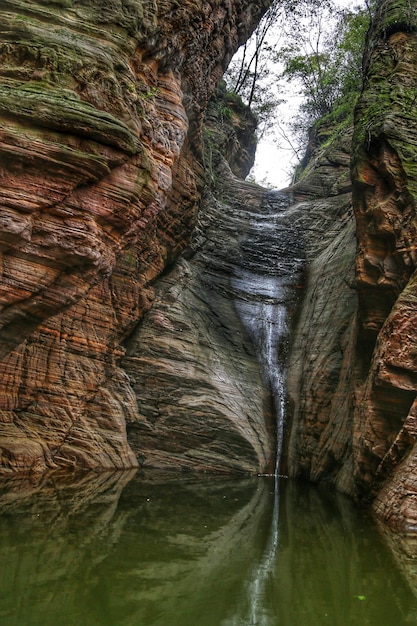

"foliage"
[281,4,370,132]
[225,0,331,134]
[225,1,280,135]
[225,0,372,162]
[225,0,333,137]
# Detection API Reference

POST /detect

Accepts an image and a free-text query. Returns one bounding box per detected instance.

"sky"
[249,0,361,190]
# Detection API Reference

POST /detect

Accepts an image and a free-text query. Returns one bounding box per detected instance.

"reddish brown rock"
[3,0,417,536]
[0,0,271,474]
[349,0,417,527]
[287,0,417,529]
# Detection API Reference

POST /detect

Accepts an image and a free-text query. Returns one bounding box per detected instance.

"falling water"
[231,190,305,477]
[192,185,305,623]
[225,190,305,625]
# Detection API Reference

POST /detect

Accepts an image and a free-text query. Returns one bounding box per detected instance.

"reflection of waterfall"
[222,479,280,626]
[246,485,280,626]
[1,472,415,625]
[231,190,305,475]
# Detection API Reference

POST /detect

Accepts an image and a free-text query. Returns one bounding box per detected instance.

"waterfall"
[220,190,304,625]
[231,190,305,475]
[192,182,305,474]
[233,279,289,476]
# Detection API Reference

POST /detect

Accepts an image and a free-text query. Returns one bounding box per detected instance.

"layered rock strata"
[351,0,417,528]
[288,0,417,530]
[0,0,271,473]
[2,0,417,535]
[285,123,358,493]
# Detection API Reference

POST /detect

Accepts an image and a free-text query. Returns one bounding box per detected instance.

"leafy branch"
[225,0,372,164]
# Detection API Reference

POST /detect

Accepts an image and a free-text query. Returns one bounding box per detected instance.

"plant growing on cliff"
[225,0,371,166]
[281,3,370,140]
[225,0,331,137]
[225,0,284,131]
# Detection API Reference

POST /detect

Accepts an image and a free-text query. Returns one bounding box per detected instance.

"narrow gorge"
[1,0,417,536]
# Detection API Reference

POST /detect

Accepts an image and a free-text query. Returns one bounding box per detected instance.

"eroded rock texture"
[285,123,358,493]
[122,90,305,473]
[2,0,417,534]
[351,0,417,528]
[286,0,417,530]
[0,0,271,473]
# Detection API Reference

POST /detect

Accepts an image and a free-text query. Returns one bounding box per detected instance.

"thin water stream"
[0,471,416,626]
[230,190,305,476]
[1,186,413,626]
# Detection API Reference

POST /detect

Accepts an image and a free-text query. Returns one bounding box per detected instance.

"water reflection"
[273,482,417,625]
[0,472,416,626]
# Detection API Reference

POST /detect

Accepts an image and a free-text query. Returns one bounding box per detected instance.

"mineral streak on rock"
[350,0,417,526]
[0,0,271,474]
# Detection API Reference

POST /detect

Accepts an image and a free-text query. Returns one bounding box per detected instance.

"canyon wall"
[0,0,271,473]
[121,90,280,474]
[1,0,417,532]
[351,0,417,528]
[285,122,357,495]
[287,0,417,531]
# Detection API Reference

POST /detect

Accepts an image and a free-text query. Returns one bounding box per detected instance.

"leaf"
[355,595,366,601]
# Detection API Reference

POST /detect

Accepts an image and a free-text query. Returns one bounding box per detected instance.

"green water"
[0,471,416,626]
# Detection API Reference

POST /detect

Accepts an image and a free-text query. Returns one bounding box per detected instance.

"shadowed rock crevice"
[349,0,417,527]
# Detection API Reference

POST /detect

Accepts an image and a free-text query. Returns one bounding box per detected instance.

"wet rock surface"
[123,164,304,472]
[285,124,357,493]
[1,0,417,535]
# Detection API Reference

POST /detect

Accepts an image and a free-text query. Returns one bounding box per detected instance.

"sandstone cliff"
[287,0,417,531]
[0,0,271,473]
[121,85,303,474]
[2,0,417,533]
[351,0,417,529]
[285,120,357,494]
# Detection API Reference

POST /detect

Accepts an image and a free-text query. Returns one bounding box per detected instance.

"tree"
[225,0,284,136]
[225,0,333,137]
[225,1,371,160]
[280,4,370,130]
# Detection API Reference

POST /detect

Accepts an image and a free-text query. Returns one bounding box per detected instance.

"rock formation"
[122,88,305,474]
[287,0,417,531]
[0,0,271,473]
[285,122,357,494]
[351,0,417,529]
[1,0,417,532]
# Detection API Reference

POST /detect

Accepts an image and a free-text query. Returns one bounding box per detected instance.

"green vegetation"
[0,83,139,154]
[225,0,374,167]
[281,5,370,128]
